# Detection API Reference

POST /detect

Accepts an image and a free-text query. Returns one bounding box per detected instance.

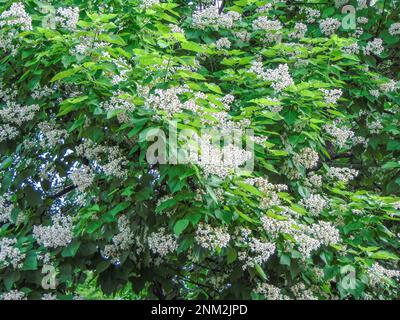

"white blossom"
[215,37,231,50]
[369,263,400,286]
[55,7,79,31]
[254,283,289,300]
[388,23,400,36]
[0,237,25,269]
[195,223,230,250]
[300,194,328,216]
[69,165,95,192]
[192,6,240,30]
[319,18,341,36]
[139,0,160,10]
[363,38,384,56]
[301,8,320,23]
[289,23,307,39]
[148,227,177,257]
[101,216,135,265]
[1,290,26,300]
[323,121,354,148]
[320,89,342,105]
[293,147,319,169]
[379,79,397,93]
[327,167,359,183]
[0,2,32,31]
[32,215,73,248]
[42,293,57,300]
[342,42,360,55]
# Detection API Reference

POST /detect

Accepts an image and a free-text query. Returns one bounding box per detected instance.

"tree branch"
[49,184,77,199]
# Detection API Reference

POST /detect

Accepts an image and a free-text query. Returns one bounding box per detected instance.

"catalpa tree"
[0,0,399,300]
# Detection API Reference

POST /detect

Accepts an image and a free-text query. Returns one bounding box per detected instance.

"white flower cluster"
[147,227,177,257]
[304,172,323,189]
[0,84,40,142]
[101,216,134,265]
[75,139,128,179]
[38,120,69,148]
[323,121,354,148]
[215,37,231,50]
[1,290,26,300]
[110,57,132,85]
[238,237,276,270]
[0,29,18,55]
[320,89,342,105]
[392,202,400,210]
[31,85,55,100]
[169,24,184,34]
[246,177,287,209]
[265,64,294,92]
[69,165,95,192]
[352,135,368,147]
[363,38,384,56]
[190,134,252,179]
[252,17,282,32]
[369,263,400,286]
[319,18,341,36]
[145,86,201,119]
[32,215,73,248]
[301,7,320,23]
[327,167,358,183]
[357,17,368,24]
[342,42,360,55]
[0,193,14,224]
[294,233,321,257]
[261,215,339,258]
[250,63,294,92]
[254,283,289,300]
[367,118,383,134]
[192,6,241,30]
[234,30,251,42]
[0,123,19,142]
[0,2,32,31]
[293,147,319,169]
[100,91,135,123]
[70,36,108,56]
[300,194,328,216]
[289,23,307,39]
[0,237,25,269]
[0,102,39,126]
[291,283,317,300]
[306,221,340,246]
[195,223,230,251]
[388,23,400,36]
[139,0,160,10]
[379,79,397,93]
[42,293,57,300]
[261,215,296,238]
[256,4,272,14]
[55,7,79,31]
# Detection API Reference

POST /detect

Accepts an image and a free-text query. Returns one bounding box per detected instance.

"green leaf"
[255,264,267,280]
[369,251,399,260]
[227,247,237,264]
[174,219,189,236]
[98,34,126,45]
[22,252,38,271]
[61,240,81,258]
[50,67,81,82]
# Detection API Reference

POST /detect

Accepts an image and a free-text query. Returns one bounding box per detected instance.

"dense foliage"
[0,0,399,300]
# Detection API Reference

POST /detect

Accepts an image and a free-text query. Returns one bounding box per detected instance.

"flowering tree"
[0,0,399,300]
